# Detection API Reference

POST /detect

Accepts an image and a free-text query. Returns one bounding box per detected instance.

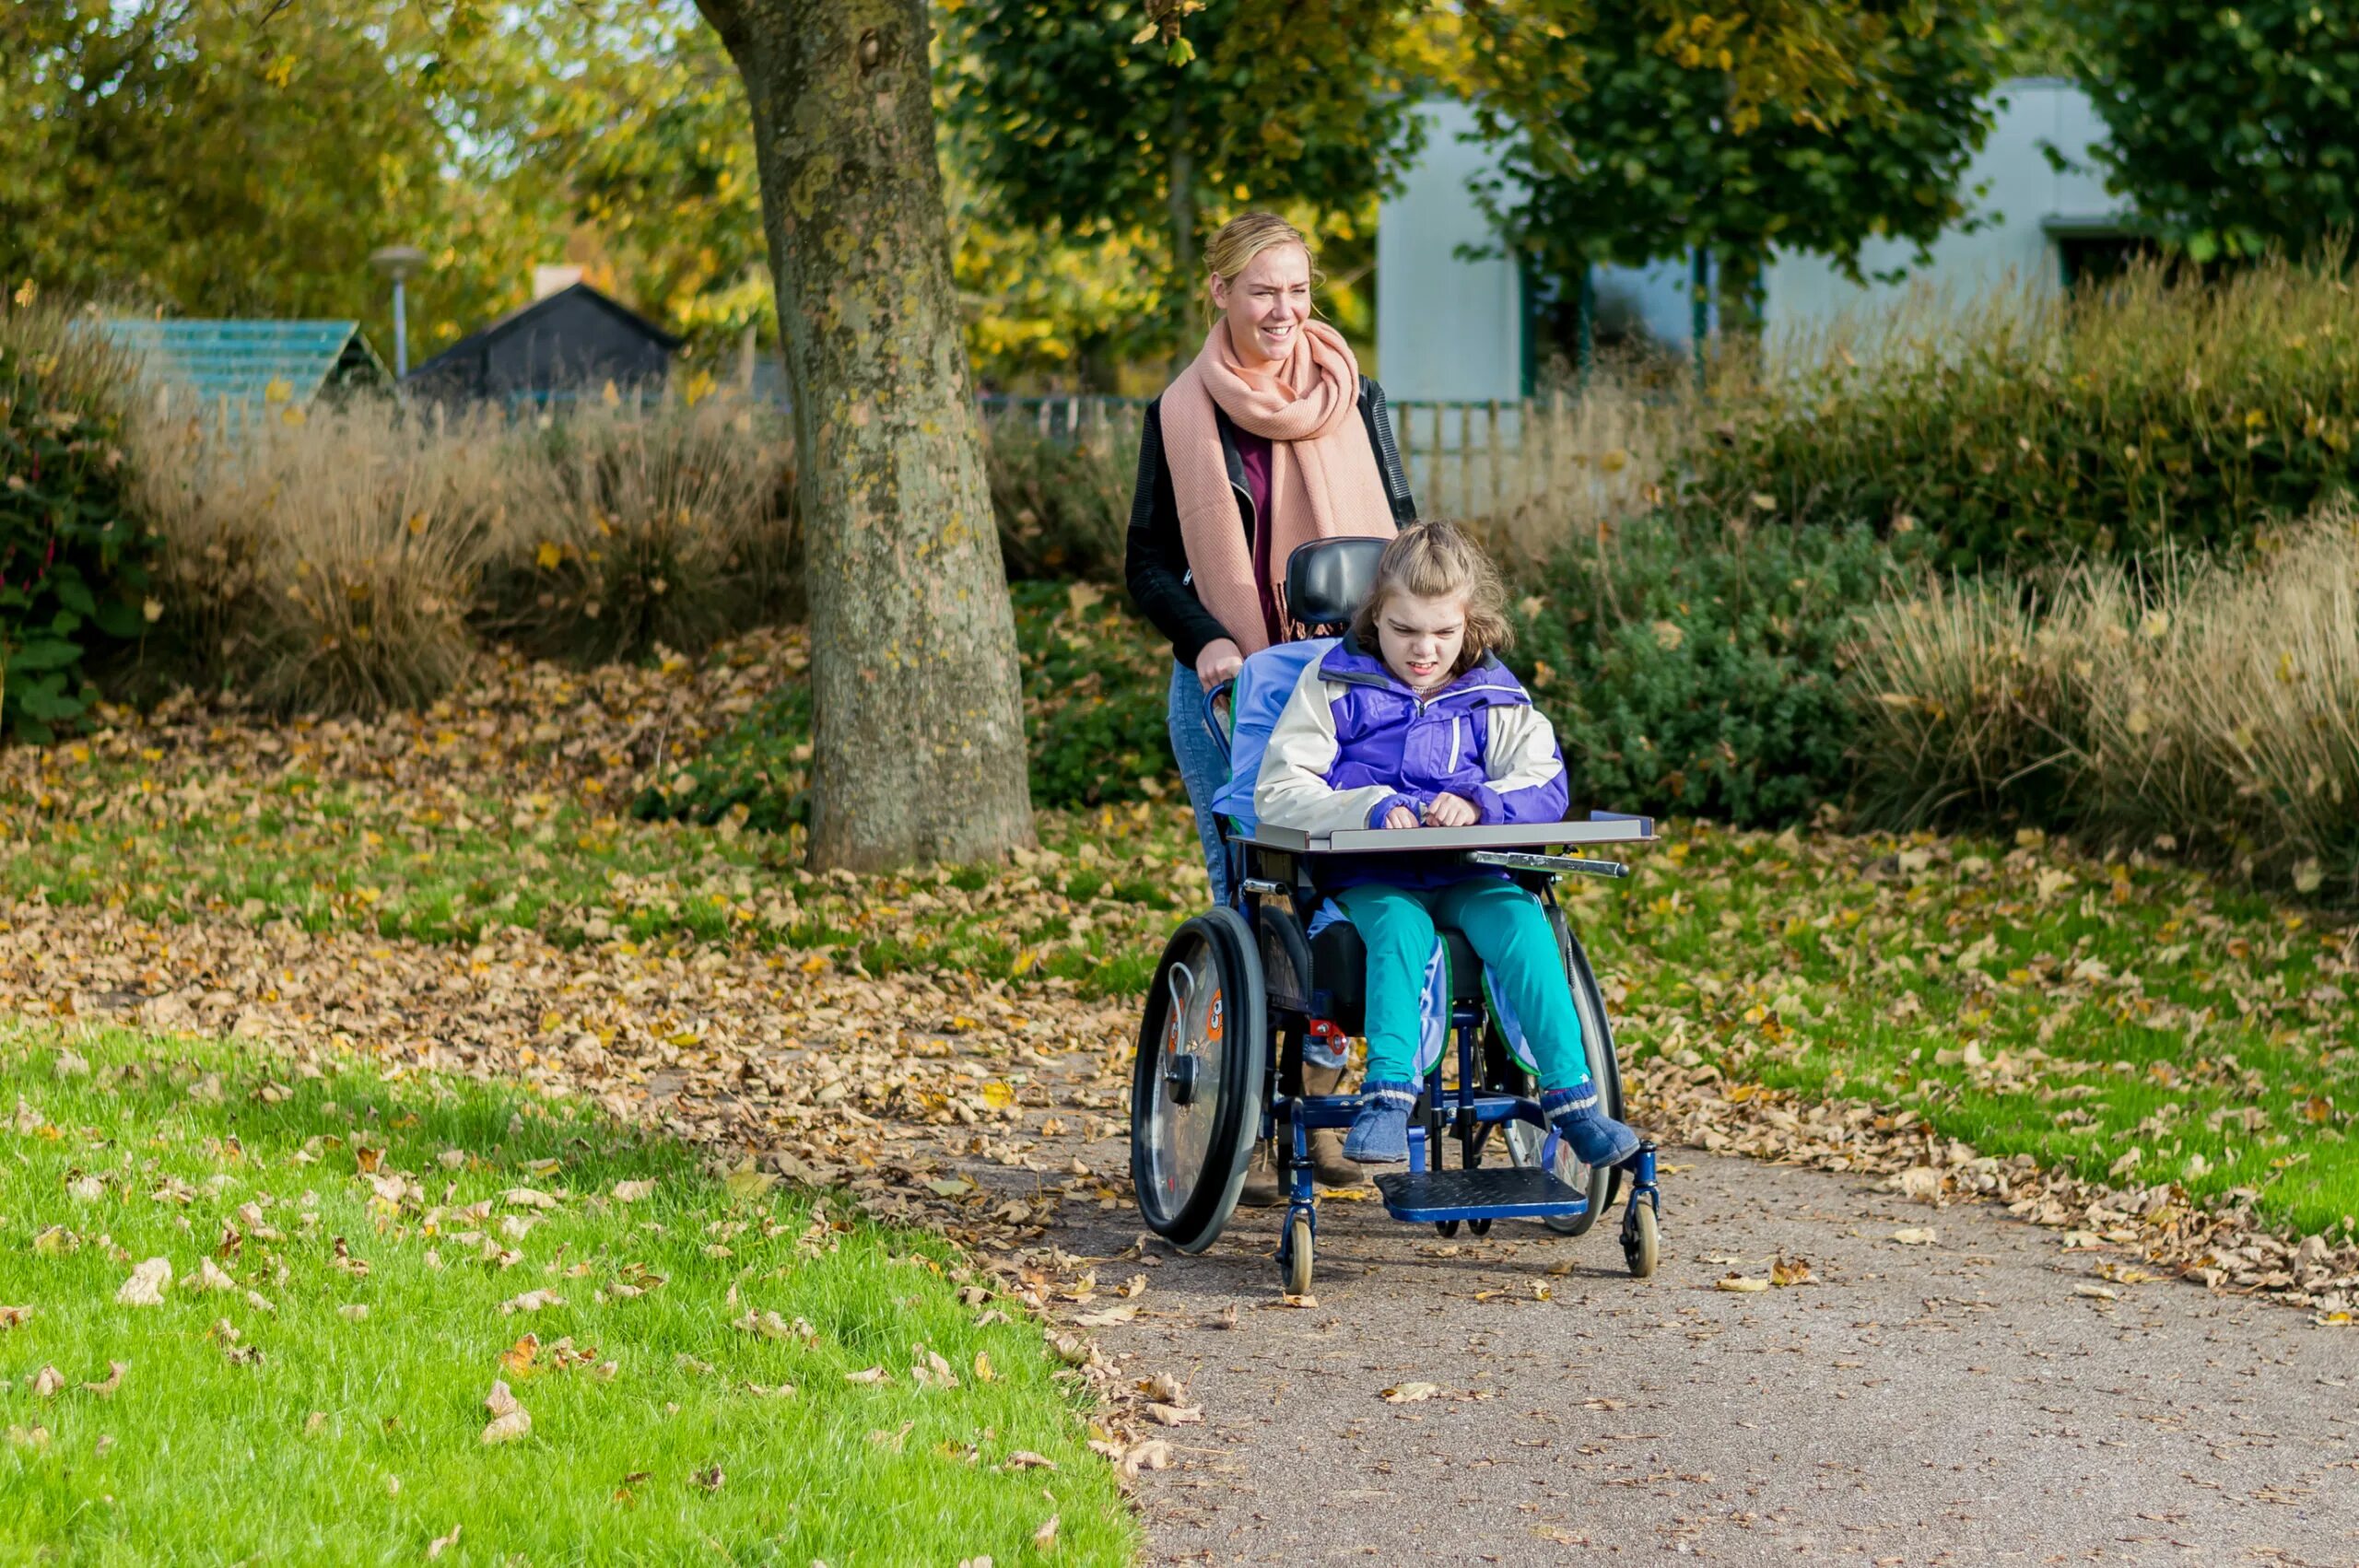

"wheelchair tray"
[1241,814,1656,855]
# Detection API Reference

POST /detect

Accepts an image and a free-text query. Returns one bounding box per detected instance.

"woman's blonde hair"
[1350,520,1514,678]
[1203,212,1320,326]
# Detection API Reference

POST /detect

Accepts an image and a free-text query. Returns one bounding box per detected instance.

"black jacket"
[1124,375,1416,668]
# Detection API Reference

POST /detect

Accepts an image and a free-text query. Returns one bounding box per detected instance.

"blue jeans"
[1167,661,1232,909]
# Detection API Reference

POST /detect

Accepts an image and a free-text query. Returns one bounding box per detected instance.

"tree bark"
[694,0,1034,872]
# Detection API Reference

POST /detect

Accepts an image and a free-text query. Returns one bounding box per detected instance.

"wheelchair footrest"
[1374,1165,1587,1223]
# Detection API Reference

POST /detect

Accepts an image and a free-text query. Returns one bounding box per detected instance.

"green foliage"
[1466,0,2001,323]
[1508,514,1925,825]
[1685,255,2359,570]
[2064,0,2359,262]
[641,582,1169,831]
[0,305,152,742]
[0,0,547,358]
[513,2,777,355]
[940,0,1437,346]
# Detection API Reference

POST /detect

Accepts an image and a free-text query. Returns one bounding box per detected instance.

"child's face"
[1376,591,1467,696]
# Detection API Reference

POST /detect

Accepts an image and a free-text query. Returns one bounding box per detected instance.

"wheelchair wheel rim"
[1139,931,1222,1221]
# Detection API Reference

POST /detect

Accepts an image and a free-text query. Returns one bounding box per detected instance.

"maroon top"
[1236,430,1281,644]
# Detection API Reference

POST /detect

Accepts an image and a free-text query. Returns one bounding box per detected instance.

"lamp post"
[369,245,427,378]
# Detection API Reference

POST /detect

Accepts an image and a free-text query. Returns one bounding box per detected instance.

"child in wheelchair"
[1253,521,1645,1170]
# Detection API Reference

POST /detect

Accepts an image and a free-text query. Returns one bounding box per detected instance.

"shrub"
[1849,498,2359,891]
[0,302,155,741]
[1687,253,2359,570]
[131,394,498,715]
[982,407,1135,581]
[475,394,798,665]
[638,579,1170,829]
[1508,512,1927,825]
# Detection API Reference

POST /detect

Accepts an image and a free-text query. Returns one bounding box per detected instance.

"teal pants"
[1331,878,1591,1094]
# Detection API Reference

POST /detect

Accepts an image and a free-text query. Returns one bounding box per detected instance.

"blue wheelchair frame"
[1196,666,1664,1289]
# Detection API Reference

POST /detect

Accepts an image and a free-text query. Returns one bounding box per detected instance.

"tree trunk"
[694,0,1034,872]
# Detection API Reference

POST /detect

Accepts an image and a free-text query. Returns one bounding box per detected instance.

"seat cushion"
[1309,920,1481,1036]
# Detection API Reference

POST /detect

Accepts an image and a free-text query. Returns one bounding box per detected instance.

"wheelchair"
[1129,539,1664,1294]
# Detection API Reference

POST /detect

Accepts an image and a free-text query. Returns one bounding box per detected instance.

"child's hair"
[1203,212,1322,326]
[1349,520,1513,677]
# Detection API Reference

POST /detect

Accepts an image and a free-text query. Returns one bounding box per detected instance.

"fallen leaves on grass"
[115,1257,171,1305]
[481,1380,532,1444]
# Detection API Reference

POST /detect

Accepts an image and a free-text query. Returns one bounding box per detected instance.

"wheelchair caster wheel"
[1283,1211,1314,1295]
[1621,1202,1659,1279]
[1435,1220,1461,1239]
[1467,1218,1493,1238]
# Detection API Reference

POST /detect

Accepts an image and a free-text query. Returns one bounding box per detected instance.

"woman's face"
[1376,591,1468,696]
[1211,244,1311,367]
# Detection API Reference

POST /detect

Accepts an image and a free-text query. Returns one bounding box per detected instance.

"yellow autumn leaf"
[535,542,562,569]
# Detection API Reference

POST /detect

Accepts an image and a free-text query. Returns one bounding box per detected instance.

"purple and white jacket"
[1253,640,1569,884]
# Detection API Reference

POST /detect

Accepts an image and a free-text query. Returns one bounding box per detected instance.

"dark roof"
[407,282,681,381]
[97,319,390,407]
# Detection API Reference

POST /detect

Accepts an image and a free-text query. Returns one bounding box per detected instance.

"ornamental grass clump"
[476,392,796,665]
[132,393,499,714]
[981,404,1135,581]
[1852,498,2359,891]
[1694,251,2359,570]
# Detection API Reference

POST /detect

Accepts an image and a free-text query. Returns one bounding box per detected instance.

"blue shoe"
[1542,1083,1641,1169]
[1342,1081,1418,1164]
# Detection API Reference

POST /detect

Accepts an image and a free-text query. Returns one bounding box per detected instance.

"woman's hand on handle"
[1195,638,1244,688]
[1383,805,1420,830]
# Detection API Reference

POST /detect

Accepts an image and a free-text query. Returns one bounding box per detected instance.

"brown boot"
[1237,1142,1281,1207]
[1302,1062,1369,1190]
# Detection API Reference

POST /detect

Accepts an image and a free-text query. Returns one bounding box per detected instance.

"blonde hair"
[1203,212,1320,326]
[1350,520,1514,678]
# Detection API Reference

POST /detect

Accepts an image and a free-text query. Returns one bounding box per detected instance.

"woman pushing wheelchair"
[1123,209,1413,1196]
[1123,209,1658,1289]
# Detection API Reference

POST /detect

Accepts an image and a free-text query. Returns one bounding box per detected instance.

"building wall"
[1377,80,2130,397]
[1762,79,2125,329]
[1374,100,1526,404]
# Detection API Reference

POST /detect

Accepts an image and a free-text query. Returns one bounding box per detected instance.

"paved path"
[1044,1142,2359,1566]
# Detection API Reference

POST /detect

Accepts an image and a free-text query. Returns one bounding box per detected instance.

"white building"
[1375,80,2132,403]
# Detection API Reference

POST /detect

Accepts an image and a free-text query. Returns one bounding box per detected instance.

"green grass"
[0,756,1191,1000]
[0,1026,1134,1565]
[1581,825,2359,1239]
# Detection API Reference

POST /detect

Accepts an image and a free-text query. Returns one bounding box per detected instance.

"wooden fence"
[978,392,1673,542]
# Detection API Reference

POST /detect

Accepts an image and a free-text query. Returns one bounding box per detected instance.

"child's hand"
[1383,805,1420,830]
[1424,792,1478,827]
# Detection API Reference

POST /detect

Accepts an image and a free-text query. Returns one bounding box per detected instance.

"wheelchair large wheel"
[1500,905,1626,1236]
[1131,907,1268,1256]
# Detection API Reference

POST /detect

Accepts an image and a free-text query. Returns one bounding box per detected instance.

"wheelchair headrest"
[1284,537,1387,637]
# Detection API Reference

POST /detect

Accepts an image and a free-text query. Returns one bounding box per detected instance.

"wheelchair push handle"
[1201,677,1237,763]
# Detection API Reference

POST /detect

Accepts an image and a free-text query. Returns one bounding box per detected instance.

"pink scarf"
[1159,319,1397,654]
